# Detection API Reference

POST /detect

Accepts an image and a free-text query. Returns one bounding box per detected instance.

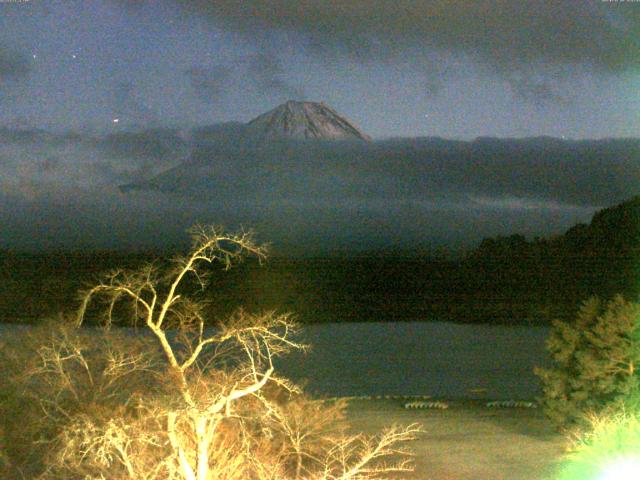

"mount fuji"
[245,100,371,141]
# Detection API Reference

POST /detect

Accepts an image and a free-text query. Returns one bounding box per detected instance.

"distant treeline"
[0,251,156,323]
[1,196,638,326]
[461,195,640,323]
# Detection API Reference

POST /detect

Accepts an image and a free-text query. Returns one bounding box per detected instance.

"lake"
[0,321,551,400]
[275,321,551,400]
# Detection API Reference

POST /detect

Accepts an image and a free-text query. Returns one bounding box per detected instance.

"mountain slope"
[120,136,640,208]
[245,100,371,141]
[463,194,640,322]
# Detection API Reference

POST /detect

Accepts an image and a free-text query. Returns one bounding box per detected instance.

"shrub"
[0,316,166,478]
[535,295,640,429]
[556,406,640,480]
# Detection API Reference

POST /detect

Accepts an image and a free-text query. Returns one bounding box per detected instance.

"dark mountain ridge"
[463,194,640,321]
[121,133,640,209]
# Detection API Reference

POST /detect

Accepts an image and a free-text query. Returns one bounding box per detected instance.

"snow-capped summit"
[245,100,371,141]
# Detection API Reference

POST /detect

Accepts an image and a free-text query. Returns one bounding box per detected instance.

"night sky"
[1,0,639,138]
[0,1,639,253]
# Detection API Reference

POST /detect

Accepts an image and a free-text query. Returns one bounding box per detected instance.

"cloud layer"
[173,0,640,74]
[0,127,638,253]
[186,53,304,105]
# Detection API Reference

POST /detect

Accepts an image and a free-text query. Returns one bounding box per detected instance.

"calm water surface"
[1,321,550,400]
[275,322,550,400]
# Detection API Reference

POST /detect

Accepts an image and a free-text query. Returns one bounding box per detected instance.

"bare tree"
[4,225,420,479]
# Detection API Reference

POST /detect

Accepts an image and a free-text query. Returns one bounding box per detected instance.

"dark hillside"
[1,196,639,325]
[462,195,640,322]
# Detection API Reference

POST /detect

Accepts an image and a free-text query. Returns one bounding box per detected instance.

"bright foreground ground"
[1,322,566,478]
[344,398,565,480]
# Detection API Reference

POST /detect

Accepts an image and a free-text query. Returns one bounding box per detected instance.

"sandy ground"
[344,399,567,480]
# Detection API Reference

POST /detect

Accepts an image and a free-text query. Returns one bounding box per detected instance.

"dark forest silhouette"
[1,195,639,325]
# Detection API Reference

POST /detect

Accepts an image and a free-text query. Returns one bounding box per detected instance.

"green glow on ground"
[557,409,640,480]
[598,457,640,480]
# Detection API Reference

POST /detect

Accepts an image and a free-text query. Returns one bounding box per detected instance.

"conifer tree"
[535,295,640,429]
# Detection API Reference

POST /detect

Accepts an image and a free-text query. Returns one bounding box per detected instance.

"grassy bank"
[343,398,565,480]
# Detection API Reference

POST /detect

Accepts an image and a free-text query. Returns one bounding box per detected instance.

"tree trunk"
[167,412,196,480]
[195,415,210,480]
